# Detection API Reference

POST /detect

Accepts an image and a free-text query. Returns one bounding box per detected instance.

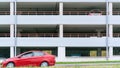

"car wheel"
[6,62,15,68]
[40,62,48,67]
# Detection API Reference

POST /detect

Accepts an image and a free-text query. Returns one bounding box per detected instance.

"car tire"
[6,62,15,68]
[40,62,48,67]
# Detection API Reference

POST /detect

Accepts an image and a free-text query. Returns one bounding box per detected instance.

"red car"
[2,50,55,68]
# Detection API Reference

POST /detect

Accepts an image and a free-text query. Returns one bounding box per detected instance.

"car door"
[30,51,45,66]
[15,52,34,66]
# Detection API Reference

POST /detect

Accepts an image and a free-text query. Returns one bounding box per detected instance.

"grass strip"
[6,65,120,68]
[56,60,120,64]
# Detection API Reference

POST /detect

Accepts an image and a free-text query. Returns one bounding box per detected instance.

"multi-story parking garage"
[1,0,120,62]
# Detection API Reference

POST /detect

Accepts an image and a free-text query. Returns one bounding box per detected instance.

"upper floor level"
[1,2,120,15]
[2,0,120,2]
[1,24,120,47]
[1,24,120,38]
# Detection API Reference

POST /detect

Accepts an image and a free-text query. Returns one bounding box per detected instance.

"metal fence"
[1,33,120,37]
[1,11,120,15]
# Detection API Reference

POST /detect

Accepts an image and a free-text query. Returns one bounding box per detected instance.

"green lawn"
[56,61,120,64]
[47,65,120,68]
[13,65,120,68]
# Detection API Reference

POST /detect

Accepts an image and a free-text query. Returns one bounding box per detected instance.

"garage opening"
[0,47,10,58]
[66,47,106,57]
[113,47,120,55]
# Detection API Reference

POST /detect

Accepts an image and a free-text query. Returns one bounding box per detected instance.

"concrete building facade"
[0,0,120,62]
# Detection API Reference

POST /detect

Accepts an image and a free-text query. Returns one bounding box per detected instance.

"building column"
[109,46,113,58]
[16,48,21,55]
[96,29,104,37]
[109,24,113,37]
[10,1,14,37]
[59,2,63,15]
[59,24,63,38]
[10,24,14,38]
[97,48,101,56]
[109,2,113,15]
[17,29,22,37]
[10,2,14,15]
[10,2,15,58]
[10,46,14,58]
[58,46,65,61]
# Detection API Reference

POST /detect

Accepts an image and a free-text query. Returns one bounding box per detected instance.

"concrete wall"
[17,16,106,25]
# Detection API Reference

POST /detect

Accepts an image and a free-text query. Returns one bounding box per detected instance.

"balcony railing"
[0,33,10,37]
[64,33,106,37]
[15,11,120,15]
[113,33,120,37]
[17,33,106,37]
[64,33,120,37]
[17,11,59,15]
[0,11,10,15]
[0,33,120,37]
[113,11,120,15]
[17,33,59,37]
[16,11,106,15]
[63,11,106,15]
[0,11,120,15]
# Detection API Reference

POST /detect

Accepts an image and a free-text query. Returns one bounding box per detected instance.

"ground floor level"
[0,46,120,62]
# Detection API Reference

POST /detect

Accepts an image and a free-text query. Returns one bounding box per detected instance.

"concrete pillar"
[10,46,14,58]
[10,24,14,38]
[109,24,113,37]
[58,46,65,61]
[96,29,104,37]
[109,46,113,58]
[10,2,15,58]
[17,29,22,37]
[59,24,63,38]
[109,2,113,15]
[59,2,63,15]
[10,2,14,15]
[16,48,21,55]
[97,48,101,56]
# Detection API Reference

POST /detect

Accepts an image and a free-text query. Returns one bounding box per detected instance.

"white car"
[89,9,102,15]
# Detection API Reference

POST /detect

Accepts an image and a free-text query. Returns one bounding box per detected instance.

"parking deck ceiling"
[17,2,105,9]
[18,25,58,28]
[17,25,59,32]
[113,3,120,8]
[0,3,9,8]
[1,2,120,10]
[0,25,120,32]
[0,25,9,32]
[1,2,120,9]
[18,25,106,32]
[64,2,106,9]
[18,2,120,9]
[17,2,58,8]
[64,25,106,32]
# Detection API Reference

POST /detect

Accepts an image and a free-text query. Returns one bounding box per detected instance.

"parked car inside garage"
[89,9,102,15]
